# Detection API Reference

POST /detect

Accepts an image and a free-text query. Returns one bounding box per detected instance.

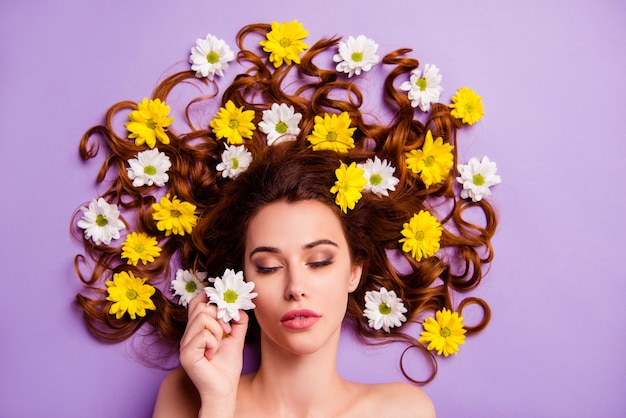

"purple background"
[1,1,625,417]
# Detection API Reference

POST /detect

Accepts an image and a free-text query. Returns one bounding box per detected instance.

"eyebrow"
[248,239,338,259]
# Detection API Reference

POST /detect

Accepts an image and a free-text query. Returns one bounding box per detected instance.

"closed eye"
[307,259,334,269]
[255,265,282,274]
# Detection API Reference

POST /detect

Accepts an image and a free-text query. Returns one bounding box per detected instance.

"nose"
[284,265,307,301]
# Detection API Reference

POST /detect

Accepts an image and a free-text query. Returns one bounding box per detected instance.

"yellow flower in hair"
[419,308,466,356]
[106,271,156,320]
[449,87,484,125]
[125,98,174,148]
[121,232,162,266]
[405,130,454,188]
[307,112,356,153]
[260,20,309,68]
[152,194,198,236]
[210,100,256,144]
[330,161,367,213]
[399,210,442,261]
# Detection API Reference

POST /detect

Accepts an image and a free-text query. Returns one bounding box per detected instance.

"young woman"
[153,146,437,417]
[73,21,497,418]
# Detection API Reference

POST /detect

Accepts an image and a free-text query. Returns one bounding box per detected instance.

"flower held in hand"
[205,269,257,322]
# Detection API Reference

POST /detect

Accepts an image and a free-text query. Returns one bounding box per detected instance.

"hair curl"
[72,23,497,384]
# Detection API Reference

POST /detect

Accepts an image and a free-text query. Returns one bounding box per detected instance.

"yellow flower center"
[126,289,138,300]
[134,243,145,253]
[147,119,157,129]
[415,230,425,241]
[185,281,197,293]
[473,173,485,186]
[170,209,181,218]
[224,289,238,303]
[464,103,474,113]
[275,121,288,134]
[229,120,239,129]
[279,38,291,48]
[378,302,392,315]
[416,77,427,91]
[326,131,337,141]
[440,327,451,337]
[351,51,363,62]
[96,214,108,227]
[424,156,434,167]
[144,165,157,175]
[369,173,383,186]
[206,51,220,64]
[231,158,239,169]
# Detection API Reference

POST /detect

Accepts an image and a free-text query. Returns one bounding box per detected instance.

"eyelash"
[254,259,334,274]
[307,259,334,269]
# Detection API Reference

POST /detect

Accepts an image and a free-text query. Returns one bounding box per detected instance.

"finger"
[187,291,209,318]
[180,309,225,349]
[180,327,221,366]
[188,302,233,339]
[226,310,249,344]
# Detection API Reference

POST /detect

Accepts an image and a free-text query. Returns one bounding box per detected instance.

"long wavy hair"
[72,22,497,384]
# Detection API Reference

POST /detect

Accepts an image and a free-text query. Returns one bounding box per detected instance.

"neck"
[249,331,348,414]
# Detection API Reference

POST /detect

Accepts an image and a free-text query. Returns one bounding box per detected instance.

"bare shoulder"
[152,367,200,418]
[360,382,436,418]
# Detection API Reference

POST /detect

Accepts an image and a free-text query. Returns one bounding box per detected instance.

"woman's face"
[244,200,362,356]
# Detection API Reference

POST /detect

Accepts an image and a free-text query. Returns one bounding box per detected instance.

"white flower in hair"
[171,269,208,307]
[77,197,125,245]
[189,34,235,80]
[363,287,407,332]
[400,64,443,112]
[333,35,380,78]
[205,269,257,322]
[216,144,253,179]
[456,156,502,202]
[258,103,302,145]
[127,148,171,187]
[358,156,400,197]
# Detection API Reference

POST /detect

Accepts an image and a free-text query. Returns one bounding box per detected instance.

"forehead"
[245,200,347,250]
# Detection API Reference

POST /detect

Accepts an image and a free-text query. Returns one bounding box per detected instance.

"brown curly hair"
[72,22,497,384]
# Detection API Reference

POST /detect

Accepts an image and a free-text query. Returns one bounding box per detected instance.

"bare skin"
[153,201,436,418]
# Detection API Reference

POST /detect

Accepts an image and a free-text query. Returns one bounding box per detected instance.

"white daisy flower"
[363,287,407,332]
[456,156,502,202]
[216,144,253,179]
[126,148,171,187]
[189,34,235,80]
[258,103,302,145]
[171,269,208,307]
[77,197,125,245]
[399,64,443,112]
[358,156,400,197]
[333,35,380,78]
[205,268,257,322]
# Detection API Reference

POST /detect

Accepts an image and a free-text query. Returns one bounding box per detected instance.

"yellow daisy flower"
[152,194,198,236]
[307,112,356,153]
[418,308,466,356]
[399,210,442,261]
[405,130,454,188]
[330,161,367,213]
[125,98,174,148]
[260,20,309,68]
[449,87,485,125]
[209,100,256,144]
[121,232,162,266]
[106,271,156,320]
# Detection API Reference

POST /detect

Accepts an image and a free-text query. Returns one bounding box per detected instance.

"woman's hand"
[179,292,249,417]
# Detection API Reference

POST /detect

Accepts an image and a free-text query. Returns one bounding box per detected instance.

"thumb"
[228,310,249,345]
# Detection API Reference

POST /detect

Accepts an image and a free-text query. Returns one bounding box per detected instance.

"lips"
[280,309,321,330]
